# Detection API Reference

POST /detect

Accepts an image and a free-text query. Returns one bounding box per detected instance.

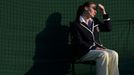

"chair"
[71,60,96,75]
[69,22,96,75]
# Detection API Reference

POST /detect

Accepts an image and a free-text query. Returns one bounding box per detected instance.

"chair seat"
[75,60,96,65]
[71,60,96,75]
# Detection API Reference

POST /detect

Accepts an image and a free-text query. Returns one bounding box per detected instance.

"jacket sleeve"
[95,14,112,32]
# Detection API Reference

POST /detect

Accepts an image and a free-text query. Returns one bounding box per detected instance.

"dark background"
[0,0,134,75]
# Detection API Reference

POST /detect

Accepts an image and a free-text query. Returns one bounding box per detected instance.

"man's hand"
[96,47,105,50]
[98,4,107,15]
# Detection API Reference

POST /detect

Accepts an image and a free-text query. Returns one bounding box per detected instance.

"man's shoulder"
[93,17,99,22]
[70,21,80,27]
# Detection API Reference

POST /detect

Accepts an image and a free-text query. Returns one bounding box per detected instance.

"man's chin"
[91,15,96,18]
[91,16,95,18]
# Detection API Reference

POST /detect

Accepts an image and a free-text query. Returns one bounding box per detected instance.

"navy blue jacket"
[70,14,111,59]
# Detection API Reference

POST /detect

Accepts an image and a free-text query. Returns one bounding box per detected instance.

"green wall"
[0,0,134,75]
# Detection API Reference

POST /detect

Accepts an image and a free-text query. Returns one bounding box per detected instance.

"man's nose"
[95,10,97,14]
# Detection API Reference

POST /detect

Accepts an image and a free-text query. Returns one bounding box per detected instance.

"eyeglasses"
[92,7,97,10]
[90,6,97,10]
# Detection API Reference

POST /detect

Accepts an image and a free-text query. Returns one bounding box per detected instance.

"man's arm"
[97,4,112,32]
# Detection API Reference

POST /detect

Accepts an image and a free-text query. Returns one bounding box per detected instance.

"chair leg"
[72,63,75,75]
[90,65,94,75]
[71,63,95,75]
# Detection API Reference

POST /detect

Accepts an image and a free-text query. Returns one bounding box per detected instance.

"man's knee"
[111,50,119,58]
[100,51,109,59]
[97,51,109,64]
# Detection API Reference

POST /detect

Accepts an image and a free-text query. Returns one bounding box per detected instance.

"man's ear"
[84,6,88,11]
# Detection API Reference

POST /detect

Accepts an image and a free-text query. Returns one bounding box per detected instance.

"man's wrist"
[102,10,107,15]
[103,13,109,19]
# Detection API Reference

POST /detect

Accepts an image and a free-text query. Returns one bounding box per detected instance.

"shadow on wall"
[24,12,72,75]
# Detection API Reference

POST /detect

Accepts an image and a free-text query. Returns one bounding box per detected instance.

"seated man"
[70,1,119,75]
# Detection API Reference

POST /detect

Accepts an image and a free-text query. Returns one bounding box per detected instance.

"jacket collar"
[79,16,93,25]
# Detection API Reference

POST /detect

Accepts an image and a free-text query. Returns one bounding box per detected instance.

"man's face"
[86,4,97,18]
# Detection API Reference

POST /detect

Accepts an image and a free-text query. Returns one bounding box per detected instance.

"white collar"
[80,16,87,24]
[79,16,93,25]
